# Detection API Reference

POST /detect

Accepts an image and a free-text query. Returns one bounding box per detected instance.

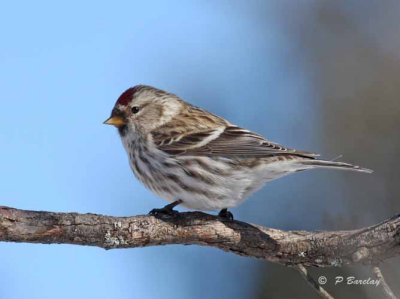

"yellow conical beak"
[103,116,126,127]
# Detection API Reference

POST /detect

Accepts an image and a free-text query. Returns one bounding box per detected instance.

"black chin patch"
[118,125,128,137]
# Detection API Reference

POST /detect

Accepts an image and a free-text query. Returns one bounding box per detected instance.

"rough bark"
[0,206,399,267]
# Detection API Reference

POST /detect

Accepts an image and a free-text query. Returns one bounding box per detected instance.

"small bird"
[104,85,372,219]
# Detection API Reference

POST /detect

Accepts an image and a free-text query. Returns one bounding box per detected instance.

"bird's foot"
[218,208,234,221]
[149,200,183,217]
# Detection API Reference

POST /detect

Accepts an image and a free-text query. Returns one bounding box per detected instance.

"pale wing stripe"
[153,125,318,158]
[186,126,225,149]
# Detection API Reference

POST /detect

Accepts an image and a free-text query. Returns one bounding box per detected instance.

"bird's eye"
[131,106,140,114]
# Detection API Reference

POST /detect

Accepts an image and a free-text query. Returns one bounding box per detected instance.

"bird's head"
[104,85,182,136]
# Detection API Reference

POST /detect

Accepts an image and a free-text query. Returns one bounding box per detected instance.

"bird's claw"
[149,200,183,217]
[218,208,234,221]
[149,207,180,217]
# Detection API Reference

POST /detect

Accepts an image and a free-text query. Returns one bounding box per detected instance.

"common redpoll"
[104,85,372,219]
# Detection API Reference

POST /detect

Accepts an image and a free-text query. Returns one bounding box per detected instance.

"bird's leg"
[149,199,183,216]
[218,208,234,220]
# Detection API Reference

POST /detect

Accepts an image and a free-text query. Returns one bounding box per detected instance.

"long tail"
[299,159,373,173]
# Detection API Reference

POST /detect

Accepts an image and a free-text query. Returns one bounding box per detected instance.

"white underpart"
[121,128,309,210]
[167,155,301,210]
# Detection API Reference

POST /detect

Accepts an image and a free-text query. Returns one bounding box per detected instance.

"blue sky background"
[1,1,394,298]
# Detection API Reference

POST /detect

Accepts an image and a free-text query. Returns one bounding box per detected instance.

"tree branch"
[372,266,398,299]
[295,265,335,299]
[1,206,399,266]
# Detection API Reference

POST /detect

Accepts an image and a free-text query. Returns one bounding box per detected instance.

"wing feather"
[152,125,318,158]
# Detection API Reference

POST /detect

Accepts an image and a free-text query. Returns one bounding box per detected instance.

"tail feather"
[300,159,373,174]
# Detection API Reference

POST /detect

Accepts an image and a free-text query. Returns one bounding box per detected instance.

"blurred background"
[1,1,399,298]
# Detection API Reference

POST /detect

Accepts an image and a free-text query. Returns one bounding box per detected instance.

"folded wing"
[152,126,318,159]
